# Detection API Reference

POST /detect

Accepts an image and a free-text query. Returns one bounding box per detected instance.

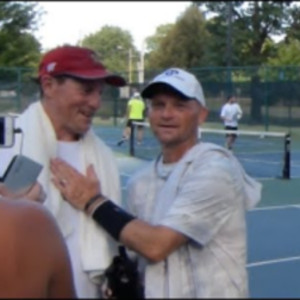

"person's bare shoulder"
[0,198,76,298]
[0,197,62,246]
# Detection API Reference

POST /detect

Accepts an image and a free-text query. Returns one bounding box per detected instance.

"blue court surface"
[115,155,300,298]
[247,206,300,298]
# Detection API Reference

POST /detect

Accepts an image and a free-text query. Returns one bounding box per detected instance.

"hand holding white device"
[1,155,43,194]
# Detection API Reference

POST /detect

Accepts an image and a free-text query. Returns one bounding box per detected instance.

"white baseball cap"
[141,68,206,107]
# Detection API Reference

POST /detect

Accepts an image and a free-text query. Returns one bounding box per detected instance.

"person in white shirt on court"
[220,95,243,150]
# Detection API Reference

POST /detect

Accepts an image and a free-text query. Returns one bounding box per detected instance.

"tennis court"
[95,123,300,298]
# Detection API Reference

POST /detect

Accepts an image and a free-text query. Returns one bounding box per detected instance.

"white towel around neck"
[11,101,120,280]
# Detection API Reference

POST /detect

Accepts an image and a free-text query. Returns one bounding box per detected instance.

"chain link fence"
[126,66,300,133]
[1,66,300,132]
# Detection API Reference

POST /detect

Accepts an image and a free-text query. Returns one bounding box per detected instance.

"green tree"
[195,1,293,66]
[81,25,137,78]
[144,24,174,71]
[145,24,174,53]
[147,4,209,70]
[265,39,300,82]
[268,39,300,66]
[195,1,296,121]
[0,1,42,68]
[0,32,41,68]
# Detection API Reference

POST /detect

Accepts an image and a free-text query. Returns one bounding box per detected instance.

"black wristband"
[84,193,103,213]
[92,200,136,241]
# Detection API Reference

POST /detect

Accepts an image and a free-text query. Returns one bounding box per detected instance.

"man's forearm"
[119,219,187,262]
[88,195,187,262]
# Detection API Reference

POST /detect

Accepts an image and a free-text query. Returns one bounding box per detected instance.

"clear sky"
[35,1,192,52]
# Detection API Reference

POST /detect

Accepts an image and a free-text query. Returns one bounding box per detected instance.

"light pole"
[138,40,145,84]
[117,44,144,84]
[129,46,144,84]
[226,1,233,94]
[128,48,132,84]
[117,45,132,83]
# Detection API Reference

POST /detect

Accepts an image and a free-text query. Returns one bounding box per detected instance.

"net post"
[129,122,135,156]
[282,133,291,179]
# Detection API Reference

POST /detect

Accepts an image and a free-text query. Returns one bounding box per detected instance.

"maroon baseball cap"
[38,45,126,87]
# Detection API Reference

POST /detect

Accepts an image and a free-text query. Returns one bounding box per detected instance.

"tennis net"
[128,122,291,179]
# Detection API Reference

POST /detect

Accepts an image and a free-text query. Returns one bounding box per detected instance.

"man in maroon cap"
[0,45,126,298]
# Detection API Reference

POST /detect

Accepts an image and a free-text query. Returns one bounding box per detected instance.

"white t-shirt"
[126,142,261,298]
[220,102,243,127]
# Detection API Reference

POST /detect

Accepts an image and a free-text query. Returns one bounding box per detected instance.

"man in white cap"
[117,90,146,146]
[49,67,262,298]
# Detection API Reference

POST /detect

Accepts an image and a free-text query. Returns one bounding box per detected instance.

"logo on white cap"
[149,68,206,107]
[164,69,179,76]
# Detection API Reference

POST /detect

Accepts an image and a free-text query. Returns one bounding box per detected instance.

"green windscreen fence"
[153,66,300,133]
[1,65,300,133]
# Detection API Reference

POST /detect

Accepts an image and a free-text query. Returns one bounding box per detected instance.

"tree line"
[1,1,300,74]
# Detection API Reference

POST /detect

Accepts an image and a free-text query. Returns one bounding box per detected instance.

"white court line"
[250,204,300,211]
[238,150,283,155]
[258,176,300,180]
[247,255,300,268]
[248,205,300,268]
[239,157,280,165]
[258,177,278,180]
